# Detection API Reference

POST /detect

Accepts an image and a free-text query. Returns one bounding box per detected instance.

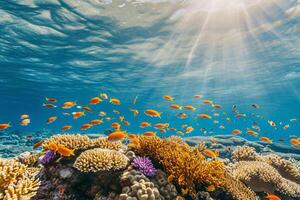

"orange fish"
[144,131,156,136]
[170,104,182,109]
[61,125,72,131]
[111,122,121,130]
[212,104,222,109]
[105,117,112,121]
[45,142,59,151]
[62,101,76,109]
[20,118,30,126]
[45,97,57,102]
[144,109,162,118]
[89,97,102,105]
[247,130,258,136]
[203,99,213,104]
[90,119,103,126]
[176,131,184,135]
[108,131,127,141]
[123,121,130,126]
[130,109,139,116]
[266,194,281,200]
[140,122,151,128]
[163,95,174,101]
[203,149,217,158]
[260,136,272,143]
[20,114,29,119]
[198,114,212,119]
[232,129,242,134]
[72,112,85,120]
[127,134,136,139]
[82,106,93,112]
[33,140,44,149]
[57,145,74,157]
[194,94,203,99]
[177,113,187,119]
[185,126,194,134]
[154,123,169,129]
[290,138,300,145]
[183,105,196,111]
[43,103,57,108]
[47,116,57,124]
[100,93,108,100]
[110,98,121,105]
[80,123,92,130]
[98,111,106,117]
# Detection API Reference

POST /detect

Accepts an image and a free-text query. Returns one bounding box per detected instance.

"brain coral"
[232,161,300,198]
[91,136,123,151]
[43,134,91,150]
[0,158,40,200]
[73,148,128,173]
[131,136,258,200]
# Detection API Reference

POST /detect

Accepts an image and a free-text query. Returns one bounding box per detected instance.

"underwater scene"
[0,0,300,200]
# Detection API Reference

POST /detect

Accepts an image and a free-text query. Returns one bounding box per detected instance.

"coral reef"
[92,136,123,151]
[74,148,129,173]
[132,156,157,177]
[43,134,91,150]
[232,161,300,198]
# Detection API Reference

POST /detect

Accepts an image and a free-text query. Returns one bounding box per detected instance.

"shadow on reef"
[0,134,299,200]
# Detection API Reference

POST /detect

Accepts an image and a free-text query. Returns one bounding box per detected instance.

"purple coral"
[39,150,56,165]
[132,156,157,177]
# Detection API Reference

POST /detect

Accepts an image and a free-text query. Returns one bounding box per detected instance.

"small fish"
[123,121,130,126]
[105,117,112,121]
[111,122,121,130]
[252,125,261,132]
[203,99,213,104]
[194,94,203,99]
[144,131,156,136]
[235,113,246,118]
[46,116,57,124]
[176,131,184,135]
[119,115,124,122]
[108,131,127,141]
[154,123,169,129]
[232,129,242,134]
[89,97,102,105]
[290,118,297,122]
[268,120,277,129]
[163,95,174,101]
[226,117,231,124]
[290,138,300,146]
[170,104,182,110]
[219,125,225,129]
[57,145,74,157]
[100,93,108,100]
[113,110,120,115]
[132,96,138,104]
[183,105,196,111]
[177,113,187,119]
[198,114,212,119]
[62,101,76,109]
[61,125,72,131]
[80,123,92,130]
[252,104,260,109]
[185,126,194,134]
[202,149,217,158]
[110,98,121,105]
[213,113,220,116]
[20,118,30,126]
[260,136,272,143]
[26,134,33,139]
[45,142,58,151]
[144,109,162,118]
[33,140,44,149]
[266,194,281,200]
[247,130,258,136]
[90,119,103,126]
[43,103,57,108]
[72,112,85,120]
[130,109,139,116]
[76,106,82,109]
[98,111,106,117]
[45,97,57,102]
[140,122,151,128]
[20,114,29,119]
[283,125,290,130]
[212,104,222,109]
[62,112,71,116]
[82,106,93,112]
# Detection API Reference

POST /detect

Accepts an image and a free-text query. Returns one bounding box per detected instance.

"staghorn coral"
[0,158,40,200]
[131,136,258,200]
[74,148,128,173]
[43,134,91,150]
[232,161,300,198]
[91,137,123,151]
[18,152,42,167]
[232,146,300,184]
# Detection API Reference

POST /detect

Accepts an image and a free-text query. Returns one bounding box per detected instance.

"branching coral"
[232,146,300,184]
[18,153,42,167]
[0,158,40,200]
[91,136,123,151]
[73,148,128,173]
[43,134,91,150]
[232,161,300,198]
[131,136,258,200]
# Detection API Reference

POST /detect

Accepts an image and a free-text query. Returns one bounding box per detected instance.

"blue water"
[0,0,299,146]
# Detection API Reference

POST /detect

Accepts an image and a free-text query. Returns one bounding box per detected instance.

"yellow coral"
[232,146,263,162]
[131,136,258,200]
[43,134,91,150]
[232,161,300,197]
[0,159,40,200]
[91,137,123,151]
[18,153,42,167]
[73,148,128,173]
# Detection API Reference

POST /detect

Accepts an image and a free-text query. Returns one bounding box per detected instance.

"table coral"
[91,136,123,151]
[43,134,91,150]
[73,148,129,173]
